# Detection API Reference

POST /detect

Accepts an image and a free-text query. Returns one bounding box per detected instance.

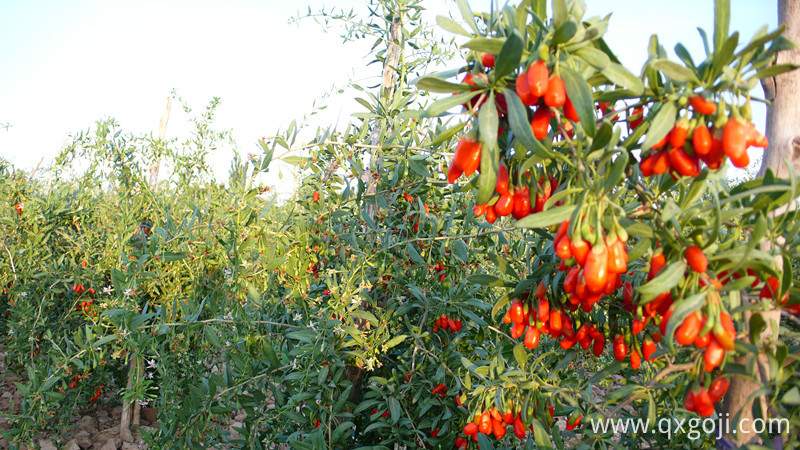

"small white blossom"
[308,322,316,331]
[147,359,157,369]
[294,313,303,322]
[19,292,27,298]
[365,357,376,371]
[103,285,113,295]
[123,288,134,297]
[333,325,345,336]
[224,268,232,277]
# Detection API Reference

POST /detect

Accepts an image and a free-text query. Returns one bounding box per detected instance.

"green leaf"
[711,32,739,78]
[430,122,467,147]
[514,204,576,229]
[477,434,496,450]
[426,90,480,117]
[204,326,221,349]
[627,238,652,262]
[462,37,505,55]
[161,251,186,262]
[477,99,499,205]
[590,121,613,152]
[651,59,699,83]
[264,341,279,370]
[714,0,730,53]
[414,76,469,93]
[281,156,308,165]
[386,334,407,349]
[642,101,677,150]
[589,362,623,384]
[624,221,654,238]
[531,418,552,448]
[600,63,644,95]
[532,0,546,22]
[665,292,706,352]
[492,293,510,319]
[287,330,317,343]
[749,313,767,344]
[468,274,506,287]
[436,15,471,37]
[452,238,469,262]
[735,25,785,59]
[561,66,596,137]
[456,0,480,34]
[479,94,499,152]
[502,88,554,159]
[406,243,425,264]
[576,47,610,70]
[674,43,696,68]
[265,256,288,271]
[495,31,524,79]
[389,397,402,424]
[552,0,568,28]
[513,343,529,367]
[603,151,629,195]
[637,261,687,302]
[351,310,379,327]
[783,387,800,405]
[332,421,354,443]
[553,17,578,45]
[751,63,800,81]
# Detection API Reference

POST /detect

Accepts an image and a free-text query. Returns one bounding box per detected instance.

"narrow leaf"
[502,88,554,159]
[641,101,677,150]
[561,66,596,137]
[436,15,471,37]
[714,0,730,53]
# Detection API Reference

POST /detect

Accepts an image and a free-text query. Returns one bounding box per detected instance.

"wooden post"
[120,97,170,443]
[347,5,404,406]
[149,96,172,188]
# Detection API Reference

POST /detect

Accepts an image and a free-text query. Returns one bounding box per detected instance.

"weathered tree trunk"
[719,0,800,445]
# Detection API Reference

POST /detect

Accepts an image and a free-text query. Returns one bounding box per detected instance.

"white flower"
[123,288,134,297]
[19,292,27,298]
[333,325,345,336]
[308,322,316,331]
[365,358,376,371]
[103,285,113,295]
[147,359,157,369]
[294,313,303,322]
[224,268,232,277]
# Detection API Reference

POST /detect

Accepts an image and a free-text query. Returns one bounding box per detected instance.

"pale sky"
[0,1,777,188]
